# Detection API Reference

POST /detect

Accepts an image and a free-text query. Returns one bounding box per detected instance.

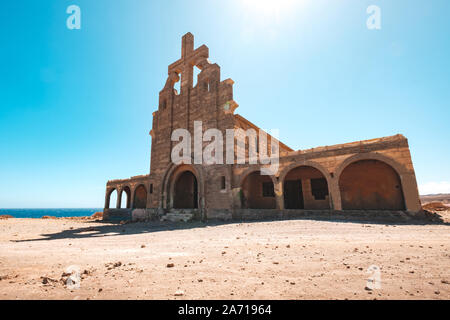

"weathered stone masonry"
[103,33,422,222]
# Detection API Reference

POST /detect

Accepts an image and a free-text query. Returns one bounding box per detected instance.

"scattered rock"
[105,262,122,270]
[174,290,184,296]
[41,216,58,220]
[41,276,58,285]
[167,263,175,268]
[92,212,103,219]
[423,202,448,212]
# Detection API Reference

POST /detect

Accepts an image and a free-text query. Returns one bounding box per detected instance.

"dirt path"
[0,217,449,300]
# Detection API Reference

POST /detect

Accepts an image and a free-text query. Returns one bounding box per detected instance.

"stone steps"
[160,210,198,222]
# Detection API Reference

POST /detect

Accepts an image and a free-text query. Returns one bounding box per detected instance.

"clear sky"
[0,0,449,208]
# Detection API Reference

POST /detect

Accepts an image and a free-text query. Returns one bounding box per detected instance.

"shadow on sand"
[11,211,449,243]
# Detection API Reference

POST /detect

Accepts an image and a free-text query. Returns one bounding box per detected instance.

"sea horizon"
[0,208,103,219]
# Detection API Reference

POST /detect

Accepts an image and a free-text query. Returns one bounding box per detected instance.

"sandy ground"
[0,215,449,300]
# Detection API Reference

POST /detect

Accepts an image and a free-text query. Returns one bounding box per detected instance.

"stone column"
[129,186,135,209]
[116,190,122,209]
[401,173,422,212]
[329,177,342,211]
[275,179,284,210]
[104,189,110,209]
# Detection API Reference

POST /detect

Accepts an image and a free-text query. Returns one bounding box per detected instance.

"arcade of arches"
[105,155,418,216]
[239,159,409,211]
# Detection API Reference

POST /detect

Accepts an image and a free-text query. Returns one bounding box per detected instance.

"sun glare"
[237,0,306,39]
[241,0,297,17]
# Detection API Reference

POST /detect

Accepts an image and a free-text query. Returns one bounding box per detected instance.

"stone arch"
[133,184,147,209]
[336,154,406,210]
[120,186,131,209]
[105,188,117,209]
[280,162,333,210]
[173,171,198,209]
[335,153,409,180]
[239,168,277,209]
[161,163,205,216]
[279,161,333,188]
[237,166,278,188]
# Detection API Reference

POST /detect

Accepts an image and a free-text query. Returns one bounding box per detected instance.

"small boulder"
[174,290,184,296]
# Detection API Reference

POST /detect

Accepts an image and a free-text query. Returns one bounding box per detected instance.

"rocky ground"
[0,214,449,300]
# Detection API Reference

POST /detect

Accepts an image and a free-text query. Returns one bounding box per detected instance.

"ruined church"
[104,33,422,222]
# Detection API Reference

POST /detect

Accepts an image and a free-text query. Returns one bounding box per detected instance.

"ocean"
[0,209,102,219]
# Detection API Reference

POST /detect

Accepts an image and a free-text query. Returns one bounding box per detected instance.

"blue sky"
[0,0,449,208]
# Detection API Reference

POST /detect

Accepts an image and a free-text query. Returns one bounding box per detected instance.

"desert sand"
[0,215,449,300]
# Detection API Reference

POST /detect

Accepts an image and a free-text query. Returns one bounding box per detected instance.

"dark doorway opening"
[284,180,304,209]
[174,171,198,209]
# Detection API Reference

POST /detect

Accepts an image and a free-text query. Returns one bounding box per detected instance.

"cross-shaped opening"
[193,66,201,88]
[167,33,209,94]
[174,73,181,94]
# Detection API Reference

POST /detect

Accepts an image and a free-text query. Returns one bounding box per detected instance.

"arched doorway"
[120,187,131,209]
[283,166,330,210]
[174,171,198,209]
[241,171,276,209]
[107,189,118,209]
[339,160,405,210]
[133,185,147,209]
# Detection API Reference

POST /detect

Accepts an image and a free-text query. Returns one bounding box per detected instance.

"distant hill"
[420,193,450,204]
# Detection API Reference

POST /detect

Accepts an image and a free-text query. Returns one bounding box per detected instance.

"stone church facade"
[103,33,422,222]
